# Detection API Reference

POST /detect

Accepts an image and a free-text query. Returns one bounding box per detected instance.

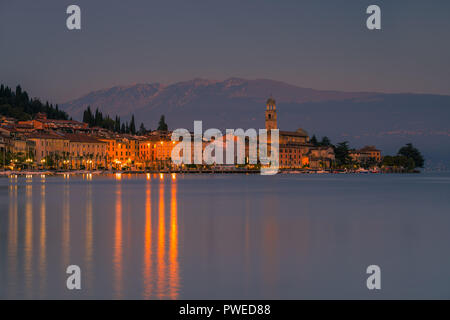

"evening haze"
[1,0,450,103]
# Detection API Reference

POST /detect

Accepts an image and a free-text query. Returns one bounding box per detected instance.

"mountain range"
[62,78,450,169]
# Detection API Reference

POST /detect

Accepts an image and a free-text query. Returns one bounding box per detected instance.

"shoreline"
[0,169,419,177]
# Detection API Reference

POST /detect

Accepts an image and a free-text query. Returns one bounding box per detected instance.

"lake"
[1,173,450,299]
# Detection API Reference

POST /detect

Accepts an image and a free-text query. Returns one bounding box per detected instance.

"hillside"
[0,84,68,121]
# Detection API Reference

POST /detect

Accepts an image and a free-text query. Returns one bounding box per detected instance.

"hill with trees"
[81,106,169,135]
[0,84,68,120]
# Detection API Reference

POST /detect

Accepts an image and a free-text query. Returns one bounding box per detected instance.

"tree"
[83,106,93,125]
[0,84,68,120]
[382,155,416,172]
[130,115,136,135]
[334,141,352,167]
[320,136,331,147]
[157,115,168,131]
[81,106,125,132]
[115,116,121,132]
[16,85,22,96]
[310,135,318,146]
[139,123,147,135]
[398,143,424,168]
[94,108,104,127]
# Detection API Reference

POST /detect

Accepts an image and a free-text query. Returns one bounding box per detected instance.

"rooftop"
[280,128,308,137]
[62,133,105,143]
[266,97,276,106]
[26,132,66,140]
[359,145,380,152]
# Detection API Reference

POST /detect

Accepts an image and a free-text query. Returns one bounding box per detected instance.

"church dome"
[296,128,308,136]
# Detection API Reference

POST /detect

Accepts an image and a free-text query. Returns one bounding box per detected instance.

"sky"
[1,0,450,103]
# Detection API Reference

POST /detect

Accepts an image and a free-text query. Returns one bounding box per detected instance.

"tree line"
[0,84,69,120]
[82,106,168,134]
[310,134,424,171]
[382,143,425,171]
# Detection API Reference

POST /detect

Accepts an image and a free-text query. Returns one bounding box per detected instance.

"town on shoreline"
[1,85,425,175]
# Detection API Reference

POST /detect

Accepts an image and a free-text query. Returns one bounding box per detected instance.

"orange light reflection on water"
[156,181,166,298]
[168,178,179,299]
[143,181,153,298]
[113,183,123,298]
[39,184,47,296]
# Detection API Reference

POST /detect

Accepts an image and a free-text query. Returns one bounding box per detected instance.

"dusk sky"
[1,0,450,103]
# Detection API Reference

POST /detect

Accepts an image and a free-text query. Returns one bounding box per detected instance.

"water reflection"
[3,175,290,299]
[8,184,18,296]
[24,183,33,297]
[262,195,279,295]
[2,174,450,299]
[3,176,177,299]
[143,180,153,299]
[139,176,180,299]
[39,183,47,297]
[156,181,166,298]
[62,183,70,268]
[169,179,179,299]
[113,181,123,298]
[85,183,94,294]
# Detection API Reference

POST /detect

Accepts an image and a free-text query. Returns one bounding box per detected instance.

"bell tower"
[265,96,277,130]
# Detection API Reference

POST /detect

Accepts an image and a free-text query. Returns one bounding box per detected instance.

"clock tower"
[265,96,277,130]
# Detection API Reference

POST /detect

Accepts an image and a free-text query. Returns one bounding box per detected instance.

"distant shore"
[0,168,420,177]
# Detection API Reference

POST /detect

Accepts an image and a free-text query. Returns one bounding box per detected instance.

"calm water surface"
[1,173,450,299]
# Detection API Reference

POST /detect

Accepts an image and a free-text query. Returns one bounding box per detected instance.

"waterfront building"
[10,138,35,159]
[26,132,69,167]
[307,146,335,169]
[138,138,155,169]
[350,145,381,163]
[99,136,139,170]
[63,133,107,169]
[153,138,178,169]
[0,134,8,159]
[264,97,335,169]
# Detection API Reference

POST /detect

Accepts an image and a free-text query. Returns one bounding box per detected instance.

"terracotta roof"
[62,133,105,143]
[15,123,34,128]
[26,132,67,140]
[36,118,83,124]
[280,130,308,137]
[359,145,380,152]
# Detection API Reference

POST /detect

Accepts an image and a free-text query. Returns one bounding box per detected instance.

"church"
[265,97,335,169]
